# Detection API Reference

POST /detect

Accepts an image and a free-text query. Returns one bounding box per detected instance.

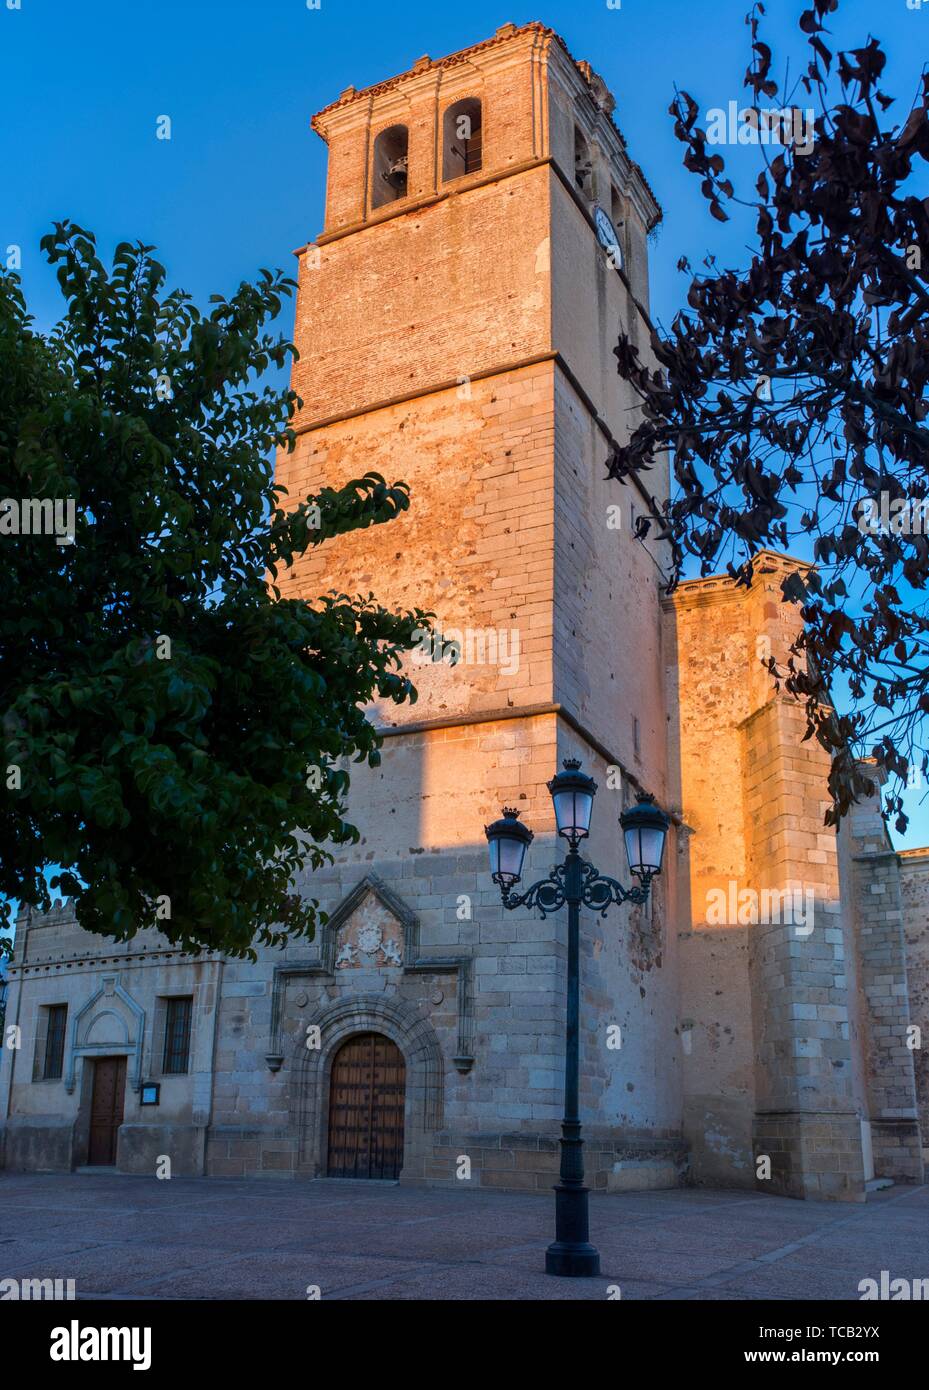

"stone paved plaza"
[3,1172,928,1301]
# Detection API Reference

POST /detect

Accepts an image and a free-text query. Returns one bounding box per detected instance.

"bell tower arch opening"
[442,97,483,181]
[574,124,593,196]
[372,124,409,208]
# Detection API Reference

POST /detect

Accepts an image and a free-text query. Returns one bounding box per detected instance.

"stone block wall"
[845,796,924,1184]
[664,563,772,1191]
[425,1128,687,1194]
[742,696,865,1201]
[899,849,929,1167]
[277,361,557,723]
[552,366,670,791]
[0,905,222,1177]
[667,556,870,1200]
[198,701,682,1185]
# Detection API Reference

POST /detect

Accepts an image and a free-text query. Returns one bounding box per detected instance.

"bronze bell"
[382,156,408,191]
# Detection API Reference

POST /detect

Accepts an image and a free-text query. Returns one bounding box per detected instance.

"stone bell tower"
[273,22,683,1189]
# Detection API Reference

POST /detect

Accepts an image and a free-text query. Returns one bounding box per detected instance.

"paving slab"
[0,1172,926,1301]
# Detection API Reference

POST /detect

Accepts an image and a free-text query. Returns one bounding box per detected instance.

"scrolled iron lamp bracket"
[500,858,652,918]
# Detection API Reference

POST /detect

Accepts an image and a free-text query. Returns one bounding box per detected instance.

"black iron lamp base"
[545,1241,601,1277]
[545,1178,601,1277]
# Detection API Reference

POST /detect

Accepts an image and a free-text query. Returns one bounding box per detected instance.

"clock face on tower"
[593,205,623,270]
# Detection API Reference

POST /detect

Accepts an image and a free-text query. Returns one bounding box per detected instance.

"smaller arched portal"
[327,1032,406,1180]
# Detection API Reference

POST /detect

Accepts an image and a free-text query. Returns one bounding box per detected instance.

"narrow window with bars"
[43,1004,67,1080]
[162,996,193,1075]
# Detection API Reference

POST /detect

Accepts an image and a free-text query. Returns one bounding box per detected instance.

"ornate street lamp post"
[485,758,670,1278]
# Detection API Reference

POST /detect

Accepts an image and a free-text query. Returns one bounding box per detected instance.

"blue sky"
[3,0,929,854]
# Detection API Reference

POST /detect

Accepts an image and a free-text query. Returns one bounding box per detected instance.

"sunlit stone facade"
[1,25,925,1200]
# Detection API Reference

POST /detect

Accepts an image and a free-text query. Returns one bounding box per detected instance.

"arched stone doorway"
[327,1032,405,1179]
[291,993,444,1181]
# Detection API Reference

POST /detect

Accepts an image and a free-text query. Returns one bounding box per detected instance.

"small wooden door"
[327,1033,405,1180]
[88,1057,126,1165]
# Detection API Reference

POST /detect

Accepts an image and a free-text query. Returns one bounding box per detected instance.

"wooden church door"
[327,1033,406,1179]
[88,1056,126,1165]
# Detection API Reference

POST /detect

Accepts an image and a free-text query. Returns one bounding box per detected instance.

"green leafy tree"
[0,223,429,957]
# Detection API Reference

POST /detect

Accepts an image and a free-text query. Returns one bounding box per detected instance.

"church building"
[1,22,926,1202]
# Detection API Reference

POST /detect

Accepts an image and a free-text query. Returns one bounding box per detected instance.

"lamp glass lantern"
[484,808,534,887]
[547,758,597,844]
[620,792,671,879]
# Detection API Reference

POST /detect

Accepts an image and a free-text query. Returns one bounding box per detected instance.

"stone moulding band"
[301,153,658,274]
[288,345,663,536]
[754,1108,860,1117]
[374,703,686,829]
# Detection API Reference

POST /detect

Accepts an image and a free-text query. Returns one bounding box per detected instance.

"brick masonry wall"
[314,26,553,235]
[292,168,552,427]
